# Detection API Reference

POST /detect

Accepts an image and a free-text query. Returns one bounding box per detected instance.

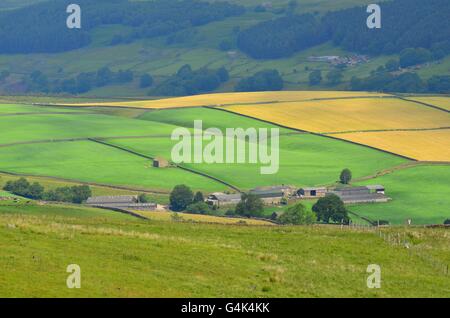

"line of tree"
[3,178,91,204]
[24,67,138,94]
[0,0,245,54]
[235,69,283,92]
[350,72,450,94]
[150,64,229,96]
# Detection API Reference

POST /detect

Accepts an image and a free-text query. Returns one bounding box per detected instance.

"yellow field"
[62,91,389,109]
[407,96,450,111]
[334,129,450,161]
[135,211,275,226]
[224,98,450,133]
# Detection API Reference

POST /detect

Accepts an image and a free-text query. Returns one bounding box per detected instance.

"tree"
[444,219,450,225]
[140,74,154,88]
[193,191,204,203]
[71,185,92,204]
[235,70,283,92]
[96,67,113,87]
[278,203,316,225]
[186,202,211,215]
[385,59,400,72]
[399,48,432,68]
[235,193,264,218]
[116,70,134,83]
[138,193,149,203]
[340,168,352,184]
[170,185,193,211]
[309,70,322,85]
[312,194,349,224]
[326,69,343,85]
[28,182,44,200]
[218,40,232,51]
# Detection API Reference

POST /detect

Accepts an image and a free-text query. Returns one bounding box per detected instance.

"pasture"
[0,141,227,192]
[351,165,450,225]
[112,107,407,189]
[0,203,448,297]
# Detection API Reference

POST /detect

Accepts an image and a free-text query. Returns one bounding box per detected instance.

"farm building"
[86,195,157,211]
[249,185,295,204]
[153,157,169,168]
[298,187,327,198]
[206,193,242,207]
[330,185,390,204]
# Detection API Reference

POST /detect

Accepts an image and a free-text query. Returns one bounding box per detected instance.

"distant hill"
[0,0,448,96]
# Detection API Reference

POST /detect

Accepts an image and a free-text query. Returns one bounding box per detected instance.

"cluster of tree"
[235,70,283,92]
[24,67,138,94]
[234,193,264,218]
[3,178,91,204]
[444,219,450,225]
[0,0,245,54]
[237,0,449,60]
[277,203,316,225]
[0,71,10,82]
[150,65,228,96]
[237,14,326,59]
[312,194,350,224]
[324,0,450,56]
[169,185,212,215]
[350,72,450,94]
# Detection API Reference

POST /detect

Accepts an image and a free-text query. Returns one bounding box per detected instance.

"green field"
[351,165,450,225]
[1,102,449,225]
[0,110,179,145]
[0,141,226,192]
[0,202,448,297]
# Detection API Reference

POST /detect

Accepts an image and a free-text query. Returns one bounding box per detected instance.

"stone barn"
[153,157,169,168]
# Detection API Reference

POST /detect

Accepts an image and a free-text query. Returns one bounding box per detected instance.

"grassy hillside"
[351,165,450,225]
[0,202,448,297]
[0,1,446,97]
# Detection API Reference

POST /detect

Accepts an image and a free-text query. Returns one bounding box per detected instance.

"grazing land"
[0,202,448,298]
[351,164,450,225]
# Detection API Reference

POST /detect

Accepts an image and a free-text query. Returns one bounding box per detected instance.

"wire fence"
[341,221,449,276]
